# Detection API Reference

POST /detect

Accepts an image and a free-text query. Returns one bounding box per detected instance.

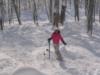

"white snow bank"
[13,67,45,75]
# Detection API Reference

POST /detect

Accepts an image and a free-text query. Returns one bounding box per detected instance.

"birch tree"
[87,0,95,35]
[0,0,5,30]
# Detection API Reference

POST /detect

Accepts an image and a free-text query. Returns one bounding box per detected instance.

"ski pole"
[48,41,50,59]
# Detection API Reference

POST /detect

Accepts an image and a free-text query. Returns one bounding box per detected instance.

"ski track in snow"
[0,10,100,75]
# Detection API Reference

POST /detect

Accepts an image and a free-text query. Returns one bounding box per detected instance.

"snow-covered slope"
[0,9,100,75]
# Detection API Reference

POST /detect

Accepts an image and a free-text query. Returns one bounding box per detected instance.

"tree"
[32,0,38,25]
[12,0,21,25]
[85,0,89,16]
[60,0,67,25]
[53,0,60,28]
[87,0,95,35]
[49,0,53,23]
[8,0,13,24]
[99,0,100,22]
[74,0,79,21]
[0,0,5,30]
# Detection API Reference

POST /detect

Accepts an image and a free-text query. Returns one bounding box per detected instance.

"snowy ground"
[0,9,100,75]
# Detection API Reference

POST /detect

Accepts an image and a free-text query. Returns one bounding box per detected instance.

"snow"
[13,67,45,75]
[0,7,100,75]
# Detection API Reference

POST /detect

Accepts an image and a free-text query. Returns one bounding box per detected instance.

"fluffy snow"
[0,7,100,75]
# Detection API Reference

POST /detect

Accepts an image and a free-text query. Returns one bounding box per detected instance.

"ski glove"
[48,38,52,43]
[63,41,67,45]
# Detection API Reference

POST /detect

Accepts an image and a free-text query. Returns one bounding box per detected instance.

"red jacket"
[51,32,64,44]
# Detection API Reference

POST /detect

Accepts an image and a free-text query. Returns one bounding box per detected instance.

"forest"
[0,0,100,35]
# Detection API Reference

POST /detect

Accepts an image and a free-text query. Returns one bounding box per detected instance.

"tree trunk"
[60,0,67,25]
[49,0,53,23]
[44,0,49,20]
[53,0,60,28]
[0,0,5,30]
[87,0,95,35]
[32,0,38,26]
[12,0,21,25]
[74,0,79,21]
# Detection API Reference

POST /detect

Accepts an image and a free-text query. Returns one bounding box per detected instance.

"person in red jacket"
[48,29,67,61]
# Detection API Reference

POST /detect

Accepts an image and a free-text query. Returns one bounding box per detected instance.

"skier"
[48,29,67,61]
